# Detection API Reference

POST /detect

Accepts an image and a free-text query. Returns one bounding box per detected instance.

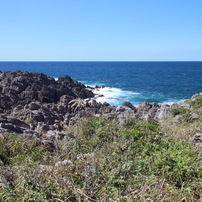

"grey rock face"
[155,104,172,121]
[0,115,30,134]
[189,133,202,148]
[190,133,202,143]
[189,113,199,121]
[116,106,138,124]
[122,102,137,112]
[136,102,172,122]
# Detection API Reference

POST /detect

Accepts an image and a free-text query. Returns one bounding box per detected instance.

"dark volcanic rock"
[0,123,23,134]
[0,71,94,111]
[0,71,100,135]
[6,117,30,129]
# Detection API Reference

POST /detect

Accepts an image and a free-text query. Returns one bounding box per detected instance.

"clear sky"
[1,0,202,61]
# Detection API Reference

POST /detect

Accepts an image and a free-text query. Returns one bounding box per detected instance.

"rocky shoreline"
[0,70,201,147]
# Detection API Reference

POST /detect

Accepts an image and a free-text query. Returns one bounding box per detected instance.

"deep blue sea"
[0,62,202,106]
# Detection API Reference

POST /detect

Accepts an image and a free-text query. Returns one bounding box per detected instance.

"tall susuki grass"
[0,117,202,201]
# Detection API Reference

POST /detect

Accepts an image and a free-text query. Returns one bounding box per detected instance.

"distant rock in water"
[0,70,94,112]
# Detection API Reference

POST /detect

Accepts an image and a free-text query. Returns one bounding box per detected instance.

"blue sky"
[1,0,202,61]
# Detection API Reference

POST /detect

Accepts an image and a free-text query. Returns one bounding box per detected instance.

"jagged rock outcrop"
[0,71,94,112]
[136,102,173,122]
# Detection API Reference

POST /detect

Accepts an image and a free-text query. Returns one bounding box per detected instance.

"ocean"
[0,61,202,106]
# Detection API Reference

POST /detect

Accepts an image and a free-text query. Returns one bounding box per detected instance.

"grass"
[0,116,202,201]
[189,94,202,108]
[162,94,202,143]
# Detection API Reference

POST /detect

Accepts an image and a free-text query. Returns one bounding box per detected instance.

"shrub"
[190,95,202,108]
[171,108,190,116]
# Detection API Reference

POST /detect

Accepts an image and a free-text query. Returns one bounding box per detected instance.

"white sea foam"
[88,86,140,106]
[56,79,185,106]
[160,99,186,106]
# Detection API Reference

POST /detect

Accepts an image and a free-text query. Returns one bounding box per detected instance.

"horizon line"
[0,60,202,62]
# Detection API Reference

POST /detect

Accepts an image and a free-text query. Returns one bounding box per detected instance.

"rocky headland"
[0,70,201,147]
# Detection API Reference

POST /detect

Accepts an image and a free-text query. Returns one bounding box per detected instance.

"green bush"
[171,107,190,116]
[190,95,202,108]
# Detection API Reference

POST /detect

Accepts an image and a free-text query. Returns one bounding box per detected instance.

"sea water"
[0,61,202,106]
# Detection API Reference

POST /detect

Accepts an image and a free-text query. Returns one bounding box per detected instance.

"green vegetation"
[171,107,190,116]
[17,112,24,117]
[0,117,202,201]
[171,107,191,123]
[189,94,202,108]
[25,118,34,124]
